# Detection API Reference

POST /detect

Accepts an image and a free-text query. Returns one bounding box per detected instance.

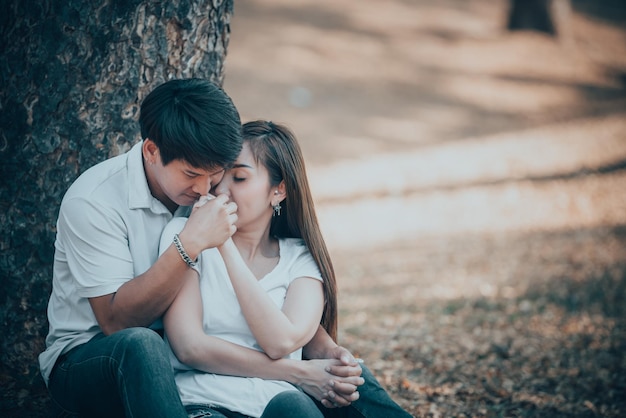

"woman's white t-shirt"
[159,217,323,417]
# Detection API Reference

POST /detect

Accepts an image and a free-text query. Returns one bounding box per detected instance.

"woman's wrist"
[217,237,236,254]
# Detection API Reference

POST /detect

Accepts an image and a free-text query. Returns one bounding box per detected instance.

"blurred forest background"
[223,0,626,416]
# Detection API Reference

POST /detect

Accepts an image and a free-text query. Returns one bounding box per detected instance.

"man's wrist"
[282,359,308,386]
[177,230,202,261]
[173,234,197,268]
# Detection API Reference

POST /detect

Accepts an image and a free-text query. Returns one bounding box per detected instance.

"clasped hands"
[302,347,365,408]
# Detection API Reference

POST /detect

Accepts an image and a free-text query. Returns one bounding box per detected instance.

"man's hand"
[319,346,364,408]
[180,194,237,257]
[302,326,365,407]
[297,359,364,408]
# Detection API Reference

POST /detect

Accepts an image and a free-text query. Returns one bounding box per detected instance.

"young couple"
[40,79,412,418]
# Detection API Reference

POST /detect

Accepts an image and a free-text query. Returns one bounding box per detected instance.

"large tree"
[0,1,234,415]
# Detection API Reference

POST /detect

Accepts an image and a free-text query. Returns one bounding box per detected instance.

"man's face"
[155,159,226,207]
[143,139,225,208]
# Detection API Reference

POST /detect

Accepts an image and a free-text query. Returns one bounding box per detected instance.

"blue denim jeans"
[48,327,188,418]
[313,365,413,418]
[186,391,323,418]
[264,391,323,418]
[184,367,412,418]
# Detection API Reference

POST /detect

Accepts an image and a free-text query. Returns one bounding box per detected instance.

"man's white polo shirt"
[39,142,190,385]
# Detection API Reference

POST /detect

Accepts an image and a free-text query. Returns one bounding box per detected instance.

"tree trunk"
[0,0,233,415]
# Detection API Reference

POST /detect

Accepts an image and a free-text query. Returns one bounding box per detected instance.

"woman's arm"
[163,274,361,405]
[218,238,324,359]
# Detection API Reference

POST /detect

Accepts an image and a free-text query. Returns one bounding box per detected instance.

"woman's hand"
[323,345,363,374]
[297,359,364,408]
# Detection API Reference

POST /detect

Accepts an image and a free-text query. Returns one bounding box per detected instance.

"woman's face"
[212,142,276,230]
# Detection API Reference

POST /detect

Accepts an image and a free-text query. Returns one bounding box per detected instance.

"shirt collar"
[127,141,168,213]
[127,141,193,216]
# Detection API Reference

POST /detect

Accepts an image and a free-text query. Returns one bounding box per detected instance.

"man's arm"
[89,245,192,335]
[90,196,236,334]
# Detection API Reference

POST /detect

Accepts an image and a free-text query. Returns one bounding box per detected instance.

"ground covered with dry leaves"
[334,225,626,417]
[226,2,626,416]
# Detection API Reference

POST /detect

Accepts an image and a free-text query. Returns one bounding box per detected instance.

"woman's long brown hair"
[243,120,338,341]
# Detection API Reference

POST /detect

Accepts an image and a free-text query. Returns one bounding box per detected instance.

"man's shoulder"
[65,152,130,201]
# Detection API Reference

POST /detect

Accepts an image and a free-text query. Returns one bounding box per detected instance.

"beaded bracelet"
[173,234,197,268]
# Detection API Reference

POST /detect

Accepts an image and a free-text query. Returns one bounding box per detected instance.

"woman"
[160,120,352,418]
[161,121,412,418]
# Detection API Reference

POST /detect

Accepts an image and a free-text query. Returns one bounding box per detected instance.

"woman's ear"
[272,181,287,205]
[142,138,159,165]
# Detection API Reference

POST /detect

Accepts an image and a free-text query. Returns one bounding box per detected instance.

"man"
[40,78,408,418]
[39,78,244,417]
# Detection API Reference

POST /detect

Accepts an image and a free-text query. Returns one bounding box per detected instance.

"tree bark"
[0,0,233,415]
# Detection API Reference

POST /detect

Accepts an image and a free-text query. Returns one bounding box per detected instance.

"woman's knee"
[263,391,322,418]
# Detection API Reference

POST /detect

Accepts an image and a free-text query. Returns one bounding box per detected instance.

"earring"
[273,202,282,217]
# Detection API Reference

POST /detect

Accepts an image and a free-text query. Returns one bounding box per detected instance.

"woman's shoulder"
[278,238,322,281]
[279,237,307,252]
[162,217,188,237]
[159,217,188,255]
[278,237,315,262]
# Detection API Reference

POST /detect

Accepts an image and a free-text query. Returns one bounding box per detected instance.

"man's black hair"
[139,78,242,170]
